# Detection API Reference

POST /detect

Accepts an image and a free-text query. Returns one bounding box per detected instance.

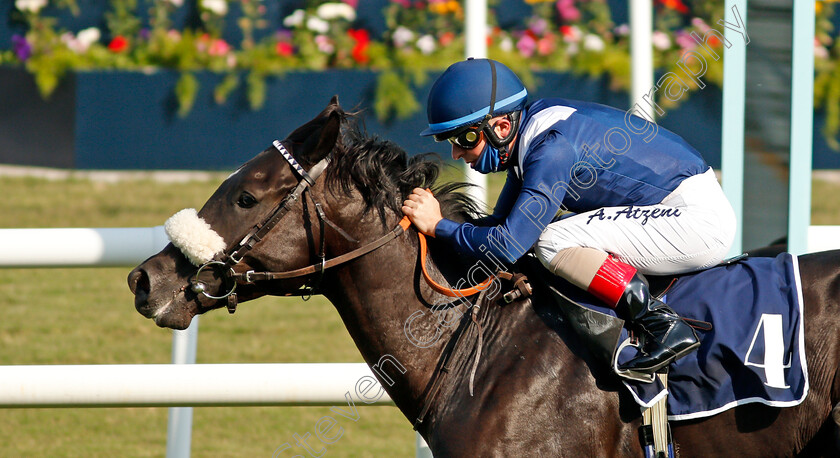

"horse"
[128,98,840,456]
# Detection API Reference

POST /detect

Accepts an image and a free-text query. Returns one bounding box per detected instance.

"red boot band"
[587,257,637,308]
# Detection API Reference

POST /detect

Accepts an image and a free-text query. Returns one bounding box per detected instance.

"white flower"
[566,42,579,56]
[815,43,830,60]
[201,0,228,16]
[283,10,306,28]
[316,2,356,21]
[168,0,184,7]
[582,34,604,52]
[652,31,671,51]
[62,28,100,54]
[76,27,101,50]
[416,34,436,55]
[306,16,330,34]
[392,26,414,47]
[499,36,513,52]
[15,0,47,13]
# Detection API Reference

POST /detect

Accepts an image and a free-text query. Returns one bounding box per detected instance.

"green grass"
[1,169,839,457]
[0,173,429,458]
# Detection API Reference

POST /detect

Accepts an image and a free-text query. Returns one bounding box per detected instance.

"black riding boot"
[616,274,700,373]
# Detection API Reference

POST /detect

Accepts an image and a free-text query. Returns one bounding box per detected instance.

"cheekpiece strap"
[273,140,315,186]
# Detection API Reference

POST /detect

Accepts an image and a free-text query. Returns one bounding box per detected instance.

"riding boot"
[614,273,700,373]
[585,255,699,374]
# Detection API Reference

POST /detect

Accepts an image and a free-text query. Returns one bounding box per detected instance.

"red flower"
[348,29,370,64]
[276,41,294,57]
[658,0,689,14]
[439,31,455,47]
[108,35,129,53]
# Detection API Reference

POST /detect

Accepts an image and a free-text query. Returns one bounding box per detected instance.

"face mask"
[472,143,501,174]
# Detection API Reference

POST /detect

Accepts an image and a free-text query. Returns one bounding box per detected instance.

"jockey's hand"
[402,188,442,237]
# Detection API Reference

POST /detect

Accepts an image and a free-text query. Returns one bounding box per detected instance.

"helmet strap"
[482,110,521,165]
[480,59,519,166]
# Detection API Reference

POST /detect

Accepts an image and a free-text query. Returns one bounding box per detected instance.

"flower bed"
[2,0,745,117]
[2,0,840,169]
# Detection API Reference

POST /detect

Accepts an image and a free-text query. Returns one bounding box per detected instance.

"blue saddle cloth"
[566,253,808,420]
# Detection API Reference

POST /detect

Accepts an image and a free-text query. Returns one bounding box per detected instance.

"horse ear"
[284,97,345,163]
[309,109,342,161]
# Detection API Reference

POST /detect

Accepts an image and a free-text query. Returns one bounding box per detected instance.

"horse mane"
[323,111,485,226]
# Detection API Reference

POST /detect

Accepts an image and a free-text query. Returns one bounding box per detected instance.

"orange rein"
[398,216,494,298]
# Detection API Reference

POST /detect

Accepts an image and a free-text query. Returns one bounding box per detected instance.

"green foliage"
[214,71,239,104]
[3,0,840,146]
[175,71,198,117]
[246,70,267,110]
[374,70,420,121]
[105,0,140,38]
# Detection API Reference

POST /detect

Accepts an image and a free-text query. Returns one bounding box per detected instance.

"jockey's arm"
[472,171,522,226]
[435,133,573,264]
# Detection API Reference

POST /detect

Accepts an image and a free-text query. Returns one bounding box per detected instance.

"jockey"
[402,58,736,375]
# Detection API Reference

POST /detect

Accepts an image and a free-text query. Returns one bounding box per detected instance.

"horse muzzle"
[128,266,199,329]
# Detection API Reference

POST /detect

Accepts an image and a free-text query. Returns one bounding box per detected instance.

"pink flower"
[674,31,696,51]
[815,38,829,60]
[208,38,231,56]
[691,17,711,34]
[529,18,549,36]
[315,35,334,54]
[517,34,536,58]
[614,24,630,37]
[556,0,580,22]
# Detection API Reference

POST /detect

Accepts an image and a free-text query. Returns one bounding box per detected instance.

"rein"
[191,140,494,311]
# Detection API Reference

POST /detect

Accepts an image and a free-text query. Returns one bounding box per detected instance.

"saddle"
[496,253,751,372]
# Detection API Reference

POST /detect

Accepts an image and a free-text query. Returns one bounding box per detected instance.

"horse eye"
[237,192,258,208]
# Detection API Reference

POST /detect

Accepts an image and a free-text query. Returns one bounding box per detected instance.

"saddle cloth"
[545,253,808,421]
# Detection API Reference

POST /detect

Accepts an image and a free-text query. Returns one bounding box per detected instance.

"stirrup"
[612,337,656,383]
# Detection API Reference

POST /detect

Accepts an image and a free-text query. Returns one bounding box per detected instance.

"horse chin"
[152,301,198,330]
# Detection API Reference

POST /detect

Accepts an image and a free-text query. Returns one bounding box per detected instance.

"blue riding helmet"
[420,58,528,137]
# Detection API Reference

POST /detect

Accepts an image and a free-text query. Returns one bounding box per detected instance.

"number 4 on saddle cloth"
[523,252,808,421]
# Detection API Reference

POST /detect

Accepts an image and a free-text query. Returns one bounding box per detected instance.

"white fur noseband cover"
[164,208,227,266]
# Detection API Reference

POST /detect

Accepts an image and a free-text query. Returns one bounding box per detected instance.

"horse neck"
[321,206,470,422]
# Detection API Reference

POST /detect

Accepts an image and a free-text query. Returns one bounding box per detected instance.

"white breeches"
[534,168,736,275]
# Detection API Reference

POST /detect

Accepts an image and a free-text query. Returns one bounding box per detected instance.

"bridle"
[190,140,494,314]
[188,139,533,430]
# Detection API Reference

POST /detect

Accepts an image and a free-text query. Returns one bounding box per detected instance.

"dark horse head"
[128,96,477,330]
[128,97,840,456]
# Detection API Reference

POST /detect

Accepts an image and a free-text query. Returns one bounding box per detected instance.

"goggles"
[434,126,483,149]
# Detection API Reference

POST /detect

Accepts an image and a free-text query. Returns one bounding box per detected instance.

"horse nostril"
[128,268,150,295]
